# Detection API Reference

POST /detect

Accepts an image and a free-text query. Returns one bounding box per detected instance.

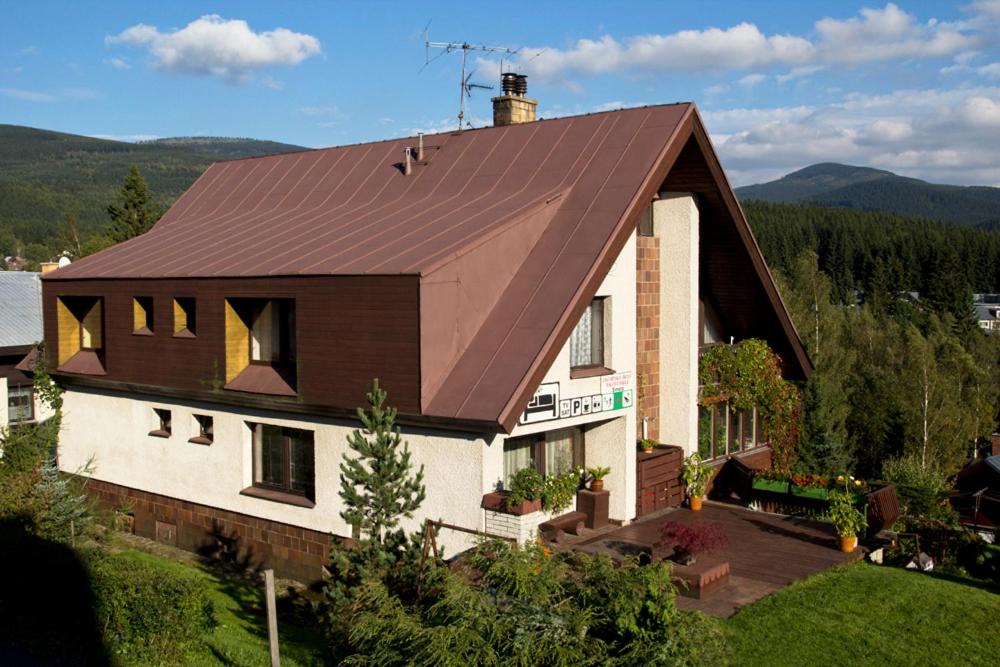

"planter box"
[752,478,789,494]
[481,491,542,516]
[482,491,575,545]
[790,486,829,500]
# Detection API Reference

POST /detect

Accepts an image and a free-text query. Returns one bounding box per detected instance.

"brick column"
[636,236,660,441]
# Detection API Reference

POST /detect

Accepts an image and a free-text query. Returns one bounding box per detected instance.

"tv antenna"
[424,30,518,130]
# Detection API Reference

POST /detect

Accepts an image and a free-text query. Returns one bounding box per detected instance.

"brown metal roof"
[46,103,810,430]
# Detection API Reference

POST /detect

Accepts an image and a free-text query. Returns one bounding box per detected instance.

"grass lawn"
[114,550,327,666]
[724,562,1000,666]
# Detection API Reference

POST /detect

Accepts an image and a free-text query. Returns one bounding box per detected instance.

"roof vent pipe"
[404,147,412,176]
[416,132,424,161]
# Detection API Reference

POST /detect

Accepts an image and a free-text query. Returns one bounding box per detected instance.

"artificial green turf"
[724,562,1000,667]
[113,550,326,666]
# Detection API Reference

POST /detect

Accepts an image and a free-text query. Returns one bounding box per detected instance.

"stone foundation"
[86,478,332,583]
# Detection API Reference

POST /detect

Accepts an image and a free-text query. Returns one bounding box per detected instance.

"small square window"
[149,408,172,437]
[174,297,196,337]
[190,414,214,445]
[133,297,154,334]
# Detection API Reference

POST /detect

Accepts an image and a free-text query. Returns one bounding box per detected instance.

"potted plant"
[505,467,545,513]
[639,438,657,454]
[586,466,611,492]
[656,520,728,565]
[542,470,582,514]
[827,488,867,552]
[682,452,713,511]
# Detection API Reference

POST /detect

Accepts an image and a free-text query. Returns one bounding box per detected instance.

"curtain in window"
[289,430,314,497]
[255,424,284,487]
[569,302,593,367]
[81,301,102,349]
[251,301,280,362]
[545,427,583,476]
[7,386,32,423]
[503,437,534,488]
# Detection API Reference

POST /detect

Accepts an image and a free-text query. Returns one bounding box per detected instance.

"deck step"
[539,511,587,542]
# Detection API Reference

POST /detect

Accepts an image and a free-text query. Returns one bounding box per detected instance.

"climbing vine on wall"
[699,339,802,474]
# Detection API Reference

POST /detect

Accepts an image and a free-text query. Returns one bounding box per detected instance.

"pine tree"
[106,165,160,243]
[339,379,426,543]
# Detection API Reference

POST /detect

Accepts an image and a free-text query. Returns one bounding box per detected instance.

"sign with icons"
[519,372,635,426]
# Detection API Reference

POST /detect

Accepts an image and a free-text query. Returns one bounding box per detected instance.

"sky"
[2,0,1000,187]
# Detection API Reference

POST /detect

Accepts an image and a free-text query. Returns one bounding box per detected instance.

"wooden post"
[263,569,280,667]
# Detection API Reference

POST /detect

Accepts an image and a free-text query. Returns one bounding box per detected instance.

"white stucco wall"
[0,377,8,427]
[57,387,494,555]
[505,233,638,522]
[654,193,699,454]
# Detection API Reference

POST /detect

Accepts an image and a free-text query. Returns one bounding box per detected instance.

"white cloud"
[105,57,129,70]
[707,86,1000,187]
[704,83,729,95]
[496,3,982,82]
[738,73,767,88]
[0,87,100,102]
[776,66,824,83]
[107,14,321,83]
[260,75,283,90]
[978,62,1000,78]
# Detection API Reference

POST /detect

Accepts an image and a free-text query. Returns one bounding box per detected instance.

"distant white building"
[0,272,49,427]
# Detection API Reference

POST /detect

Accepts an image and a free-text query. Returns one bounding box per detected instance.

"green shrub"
[881,455,955,522]
[506,467,545,508]
[88,550,216,663]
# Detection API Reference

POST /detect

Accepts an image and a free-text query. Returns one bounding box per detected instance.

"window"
[7,385,34,424]
[250,300,295,364]
[149,408,172,437]
[503,426,584,488]
[55,296,105,373]
[173,297,196,337]
[133,296,154,334]
[637,205,654,237]
[696,402,767,460]
[190,414,213,445]
[569,298,607,368]
[251,424,314,500]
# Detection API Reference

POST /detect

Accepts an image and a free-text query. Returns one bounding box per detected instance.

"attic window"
[569,297,610,371]
[250,300,295,364]
[173,297,196,337]
[133,296,154,335]
[223,298,297,396]
[55,296,106,375]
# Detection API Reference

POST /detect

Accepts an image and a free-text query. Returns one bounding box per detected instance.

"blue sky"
[2,1,999,186]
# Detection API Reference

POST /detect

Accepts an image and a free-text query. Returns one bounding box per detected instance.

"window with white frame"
[7,385,34,423]
[569,298,607,368]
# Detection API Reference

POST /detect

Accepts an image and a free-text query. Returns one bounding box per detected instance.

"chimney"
[492,73,537,126]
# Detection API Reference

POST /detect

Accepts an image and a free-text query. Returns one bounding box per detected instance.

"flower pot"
[839,535,858,553]
[690,496,703,511]
[642,447,654,454]
[590,479,604,492]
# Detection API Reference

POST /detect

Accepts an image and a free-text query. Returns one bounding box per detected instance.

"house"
[952,435,1000,539]
[41,77,810,581]
[0,271,47,427]
[975,303,1000,333]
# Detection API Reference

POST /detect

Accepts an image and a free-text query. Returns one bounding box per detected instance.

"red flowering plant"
[791,473,827,490]
[656,521,729,565]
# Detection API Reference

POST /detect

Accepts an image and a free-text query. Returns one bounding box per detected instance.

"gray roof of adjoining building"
[0,271,42,348]
[976,304,1000,322]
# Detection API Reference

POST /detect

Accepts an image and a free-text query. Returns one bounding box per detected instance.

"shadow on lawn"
[0,518,112,666]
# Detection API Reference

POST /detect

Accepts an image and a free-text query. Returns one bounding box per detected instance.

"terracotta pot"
[690,496,703,511]
[642,446,654,454]
[590,479,604,492]
[839,535,858,553]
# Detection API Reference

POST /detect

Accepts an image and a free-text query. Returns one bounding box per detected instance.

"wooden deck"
[574,501,863,617]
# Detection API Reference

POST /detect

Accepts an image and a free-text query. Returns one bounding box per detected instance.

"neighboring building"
[0,271,46,428]
[3,256,29,272]
[42,81,810,580]
[952,435,1000,538]
[974,294,1000,332]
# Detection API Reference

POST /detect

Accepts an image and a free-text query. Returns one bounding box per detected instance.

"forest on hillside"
[744,200,1000,487]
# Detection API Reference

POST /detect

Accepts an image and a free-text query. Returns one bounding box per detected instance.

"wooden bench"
[539,511,587,542]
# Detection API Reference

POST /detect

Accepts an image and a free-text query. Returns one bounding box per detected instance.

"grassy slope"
[114,550,325,666]
[724,563,1000,667]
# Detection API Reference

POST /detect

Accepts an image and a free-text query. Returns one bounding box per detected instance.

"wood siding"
[43,276,422,415]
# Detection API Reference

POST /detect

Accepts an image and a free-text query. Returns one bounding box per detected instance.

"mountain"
[0,124,306,248]
[736,163,1000,229]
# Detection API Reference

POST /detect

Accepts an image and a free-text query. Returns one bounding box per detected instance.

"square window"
[190,414,214,444]
[251,424,314,500]
[7,385,34,424]
[150,408,172,437]
[173,297,197,336]
[569,298,607,368]
[502,426,584,488]
[133,296,154,334]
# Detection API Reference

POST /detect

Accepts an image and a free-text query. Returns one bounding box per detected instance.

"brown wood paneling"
[636,445,685,516]
[43,275,422,415]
